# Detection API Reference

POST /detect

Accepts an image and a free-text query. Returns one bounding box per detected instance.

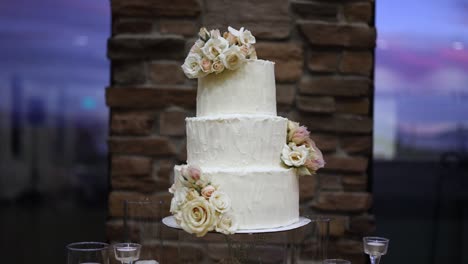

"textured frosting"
[186,114,287,168]
[174,166,299,230]
[197,60,276,117]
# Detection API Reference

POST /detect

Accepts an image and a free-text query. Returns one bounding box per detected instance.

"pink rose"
[199,58,212,73]
[291,126,310,145]
[304,142,325,173]
[201,185,216,199]
[188,166,201,181]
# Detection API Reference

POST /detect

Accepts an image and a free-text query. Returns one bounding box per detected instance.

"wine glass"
[113,243,141,264]
[363,237,389,264]
[67,242,109,264]
[323,259,351,264]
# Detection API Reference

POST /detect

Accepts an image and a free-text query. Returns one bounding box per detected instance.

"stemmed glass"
[323,259,351,264]
[67,242,109,264]
[113,243,141,264]
[363,237,389,264]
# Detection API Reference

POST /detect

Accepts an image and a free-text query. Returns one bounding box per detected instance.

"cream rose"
[190,39,205,55]
[170,186,189,213]
[211,59,225,74]
[181,53,203,79]
[215,213,238,235]
[179,197,217,237]
[201,37,229,60]
[281,143,310,167]
[228,26,256,45]
[199,57,213,73]
[195,173,212,188]
[287,121,300,141]
[209,191,231,213]
[186,188,200,201]
[223,32,238,45]
[220,46,246,70]
[198,27,210,40]
[201,185,216,199]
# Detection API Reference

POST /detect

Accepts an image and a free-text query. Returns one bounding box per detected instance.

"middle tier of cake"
[186,115,287,168]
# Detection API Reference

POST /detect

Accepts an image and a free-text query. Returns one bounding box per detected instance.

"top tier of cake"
[196,60,276,117]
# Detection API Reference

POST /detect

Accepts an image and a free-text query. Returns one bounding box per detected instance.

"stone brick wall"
[106,0,376,263]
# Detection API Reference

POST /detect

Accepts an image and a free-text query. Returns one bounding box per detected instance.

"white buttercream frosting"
[186,114,287,168]
[174,165,299,230]
[197,60,277,117]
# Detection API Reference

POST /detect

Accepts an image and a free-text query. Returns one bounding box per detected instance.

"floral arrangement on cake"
[281,121,325,176]
[169,165,237,237]
[181,26,257,79]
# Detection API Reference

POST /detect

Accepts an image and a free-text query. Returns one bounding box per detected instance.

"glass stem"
[370,255,381,264]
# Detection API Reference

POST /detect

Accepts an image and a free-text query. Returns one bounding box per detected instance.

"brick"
[106,87,196,109]
[336,238,364,254]
[318,214,348,237]
[256,42,303,82]
[323,155,368,173]
[319,174,342,190]
[108,35,185,60]
[297,96,335,113]
[349,214,376,235]
[334,115,373,134]
[336,98,370,115]
[108,191,172,218]
[312,191,372,212]
[157,159,176,180]
[113,19,153,34]
[299,174,317,202]
[291,1,338,21]
[298,21,376,48]
[149,61,185,85]
[276,84,296,107]
[299,76,370,97]
[340,135,372,154]
[112,175,161,193]
[111,111,155,135]
[112,0,201,17]
[204,0,291,39]
[109,137,177,156]
[344,2,373,24]
[288,111,336,133]
[159,109,187,136]
[340,51,373,76]
[178,140,187,162]
[308,51,340,73]
[343,174,367,191]
[159,19,198,37]
[112,61,146,85]
[111,156,152,176]
[106,220,125,242]
[309,134,338,153]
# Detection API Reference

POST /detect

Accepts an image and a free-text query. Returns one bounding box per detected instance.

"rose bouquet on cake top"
[169,165,237,237]
[281,121,325,176]
[181,26,257,79]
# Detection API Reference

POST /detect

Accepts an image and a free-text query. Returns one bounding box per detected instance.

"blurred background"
[0,0,467,263]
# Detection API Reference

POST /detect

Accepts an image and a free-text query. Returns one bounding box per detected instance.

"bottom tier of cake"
[174,166,299,230]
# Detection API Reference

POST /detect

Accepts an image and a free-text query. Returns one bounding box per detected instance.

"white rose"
[181,53,204,79]
[170,186,188,213]
[186,188,200,201]
[198,27,210,40]
[215,212,238,235]
[209,191,231,213]
[220,45,246,70]
[190,39,205,55]
[227,26,256,45]
[180,197,217,237]
[281,143,310,167]
[201,37,229,60]
[210,29,221,38]
[195,173,212,188]
[211,59,225,74]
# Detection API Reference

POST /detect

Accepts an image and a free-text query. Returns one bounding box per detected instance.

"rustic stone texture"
[342,174,367,191]
[111,156,152,176]
[178,140,187,162]
[310,134,338,153]
[109,137,177,156]
[108,191,172,218]
[323,155,368,173]
[319,214,348,237]
[159,19,198,37]
[344,2,373,24]
[111,111,155,135]
[312,192,372,212]
[276,84,296,107]
[319,174,342,190]
[113,19,153,34]
[334,115,373,134]
[112,175,159,193]
[112,61,146,85]
[297,96,335,113]
[299,174,317,202]
[159,109,187,136]
[256,42,303,82]
[108,35,185,60]
[299,76,370,97]
[106,87,196,109]
[336,98,370,115]
[341,135,372,154]
[340,51,373,76]
[149,61,185,85]
[289,112,336,133]
[204,0,291,39]
[156,159,176,180]
[112,0,201,17]
[291,1,338,21]
[308,51,340,73]
[298,21,376,48]
[349,214,376,235]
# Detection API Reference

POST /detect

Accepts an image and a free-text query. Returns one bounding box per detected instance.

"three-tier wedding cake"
[169,27,324,237]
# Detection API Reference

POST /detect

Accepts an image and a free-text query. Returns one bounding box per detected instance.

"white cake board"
[162,216,311,234]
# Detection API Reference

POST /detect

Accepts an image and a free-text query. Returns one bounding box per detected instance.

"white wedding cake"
[169,27,324,237]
